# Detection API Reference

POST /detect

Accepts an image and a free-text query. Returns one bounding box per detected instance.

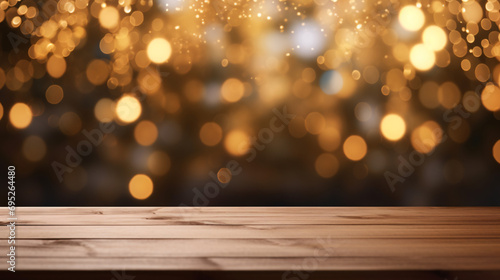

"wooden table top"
[2,207,500,271]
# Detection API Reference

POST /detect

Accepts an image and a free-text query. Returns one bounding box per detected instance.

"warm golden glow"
[147,38,172,64]
[59,112,82,136]
[94,98,115,122]
[147,151,171,176]
[438,82,461,109]
[493,140,500,164]
[1,0,499,193]
[46,85,64,105]
[46,55,66,78]
[411,121,443,154]
[200,122,223,146]
[318,127,341,151]
[481,84,500,112]
[9,103,32,129]
[221,78,245,103]
[462,1,483,23]
[399,6,425,31]
[22,135,47,162]
[315,153,339,178]
[343,135,367,161]
[86,59,109,85]
[380,114,406,141]
[410,44,435,71]
[224,129,250,156]
[129,174,153,200]
[99,6,119,29]
[305,112,326,135]
[419,81,440,109]
[134,120,158,146]
[422,25,447,51]
[217,168,232,183]
[116,95,142,123]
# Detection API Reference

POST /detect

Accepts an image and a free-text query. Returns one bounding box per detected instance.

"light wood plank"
[2,207,499,225]
[2,207,499,271]
[3,224,500,239]
[3,257,500,271]
[4,238,500,258]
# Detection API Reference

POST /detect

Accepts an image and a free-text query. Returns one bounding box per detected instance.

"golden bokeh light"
[86,59,109,85]
[419,81,440,109]
[462,1,483,23]
[94,98,115,122]
[343,135,367,161]
[22,135,47,162]
[135,50,151,69]
[461,59,471,71]
[475,64,490,83]
[221,78,245,103]
[380,114,406,141]
[45,85,64,105]
[318,127,341,151]
[422,25,447,51]
[99,6,120,29]
[411,121,443,154]
[59,112,82,136]
[130,11,144,27]
[463,91,481,113]
[200,122,223,146]
[147,38,172,64]
[2,0,500,195]
[147,151,171,176]
[302,67,316,83]
[315,153,339,178]
[46,55,66,78]
[217,168,232,184]
[410,44,436,71]
[305,112,326,135]
[438,82,461,109]
[482,84,500,112]
[115,95,142,123]
[9,103,32,129]
[134,120,158,146]
[399,5,425,31]
[129,174,153,200]
[493,140,500,164]
[386,69,406,92]
[224,129,250,156]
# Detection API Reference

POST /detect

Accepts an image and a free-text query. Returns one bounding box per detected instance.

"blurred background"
[1,0,500,206]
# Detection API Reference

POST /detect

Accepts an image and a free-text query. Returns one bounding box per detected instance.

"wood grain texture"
[3,207,500,225]
[1,207,499,271]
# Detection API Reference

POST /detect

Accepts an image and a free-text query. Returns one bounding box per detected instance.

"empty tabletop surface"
[1,207,500,271]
